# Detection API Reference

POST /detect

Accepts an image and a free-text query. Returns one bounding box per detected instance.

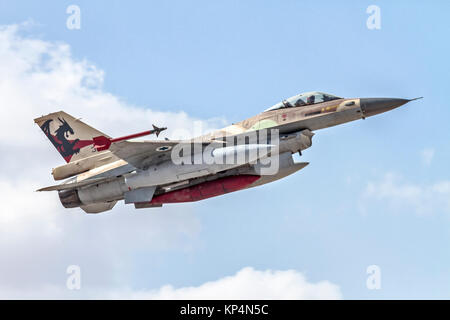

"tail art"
[35,111,109,163]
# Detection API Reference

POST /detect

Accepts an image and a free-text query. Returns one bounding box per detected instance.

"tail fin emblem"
[40,118,92,162]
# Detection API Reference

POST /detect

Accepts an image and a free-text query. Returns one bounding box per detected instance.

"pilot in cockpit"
[307,95,315,105]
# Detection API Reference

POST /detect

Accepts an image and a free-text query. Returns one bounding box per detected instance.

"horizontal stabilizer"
[37,176,119,192]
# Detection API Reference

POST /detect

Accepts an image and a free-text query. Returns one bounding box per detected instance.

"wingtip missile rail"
[93,125,167,151]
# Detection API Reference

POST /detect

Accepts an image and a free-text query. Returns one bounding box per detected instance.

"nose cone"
[360,98,411,117]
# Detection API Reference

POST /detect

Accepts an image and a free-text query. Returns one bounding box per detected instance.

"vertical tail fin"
[34,111,110,163]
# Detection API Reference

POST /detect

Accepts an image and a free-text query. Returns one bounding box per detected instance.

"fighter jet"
[35,92,422,213]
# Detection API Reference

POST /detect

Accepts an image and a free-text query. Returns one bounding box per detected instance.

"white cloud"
[0,267,342,300]
[126,267,342,300]
[0,23,224,297]
[420,148,435,166]
[361,173,450,215]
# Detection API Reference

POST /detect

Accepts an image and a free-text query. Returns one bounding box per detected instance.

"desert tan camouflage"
[34,91,419,213]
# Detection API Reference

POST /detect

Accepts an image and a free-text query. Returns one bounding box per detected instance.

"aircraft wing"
[109,140,226,170]
[38,139,227,191]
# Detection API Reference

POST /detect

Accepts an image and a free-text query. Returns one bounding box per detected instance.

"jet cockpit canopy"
[264,92,342,112]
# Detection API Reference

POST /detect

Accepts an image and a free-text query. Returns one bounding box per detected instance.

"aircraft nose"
[360,98,411,117]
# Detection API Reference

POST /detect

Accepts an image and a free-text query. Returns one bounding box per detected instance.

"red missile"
[149,175,260,204]
[93,124,167,151]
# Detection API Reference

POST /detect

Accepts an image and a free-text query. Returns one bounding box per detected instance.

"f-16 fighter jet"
[35,92,422,213]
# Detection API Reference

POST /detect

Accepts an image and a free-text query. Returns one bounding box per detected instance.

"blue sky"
[0,0,449,299]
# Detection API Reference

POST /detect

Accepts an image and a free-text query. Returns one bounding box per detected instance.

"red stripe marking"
[150,175,260,204]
